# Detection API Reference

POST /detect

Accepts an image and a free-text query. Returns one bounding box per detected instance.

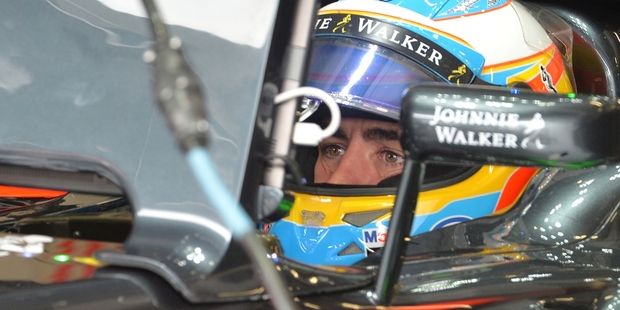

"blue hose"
[187,147,299,309]
[187,147,254,240]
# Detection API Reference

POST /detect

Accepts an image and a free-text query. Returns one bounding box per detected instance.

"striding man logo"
[521,112,546,149]
[333,14,351,34]
[448,64,467,85]
[540,65,558,93]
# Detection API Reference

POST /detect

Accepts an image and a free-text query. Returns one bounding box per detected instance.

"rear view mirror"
[373,84,620,304]
[400,84,620,167]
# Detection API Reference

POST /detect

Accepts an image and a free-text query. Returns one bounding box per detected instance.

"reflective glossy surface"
[0,0,274,302]
[0,0,619,309]
[401,84,620,167]
[348,166,620,308]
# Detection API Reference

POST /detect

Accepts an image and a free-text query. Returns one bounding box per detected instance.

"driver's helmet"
[268,0,575,265]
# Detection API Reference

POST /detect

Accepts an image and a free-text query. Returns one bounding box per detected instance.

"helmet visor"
[305,37,442,120]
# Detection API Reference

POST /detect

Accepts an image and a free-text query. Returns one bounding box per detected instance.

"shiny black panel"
[509,166,620,246]
[401,84,620,167]
[350,164,620,307]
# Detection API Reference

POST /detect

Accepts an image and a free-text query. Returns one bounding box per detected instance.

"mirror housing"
[374,83,620,305]
[401,84,620,167]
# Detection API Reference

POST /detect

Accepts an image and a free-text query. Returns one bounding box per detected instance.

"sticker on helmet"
[362,221,388,248]
[301,210,326,227]
[540,65,558,93]
[448,64,468,85]
[314,13,475,84]
[444,0,481,15]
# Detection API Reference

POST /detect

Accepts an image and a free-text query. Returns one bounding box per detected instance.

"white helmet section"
[321,0,553,69]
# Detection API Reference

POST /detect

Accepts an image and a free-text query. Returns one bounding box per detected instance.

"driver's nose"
[326,150,381,185]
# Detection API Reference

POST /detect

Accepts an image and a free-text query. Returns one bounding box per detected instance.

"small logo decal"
[540,65,558,93]
[301,210,326,227]
[333,14,351,34]
[521,113,546,149]
[445,0,480,15]
[362,222,388,248]
[448,64,467,85]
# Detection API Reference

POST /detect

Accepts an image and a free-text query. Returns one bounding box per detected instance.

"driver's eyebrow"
[363,127,400,141]
[331,128,347,139]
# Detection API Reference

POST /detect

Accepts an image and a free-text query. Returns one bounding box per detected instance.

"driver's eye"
[326,146,344,158]
[384,152,401,164]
